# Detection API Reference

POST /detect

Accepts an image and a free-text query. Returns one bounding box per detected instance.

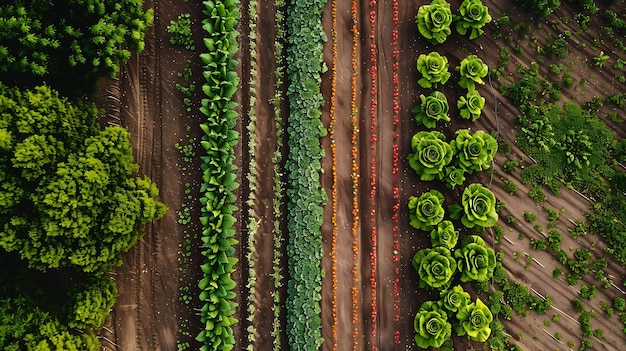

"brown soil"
[99,0,626,350]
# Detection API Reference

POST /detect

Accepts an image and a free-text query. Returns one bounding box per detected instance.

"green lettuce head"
[430,220,459,249]
[458,183,498,229]
[454,0,492,40]
[442,166,467,189]
[408,131,453,181]
[413,91,450,128]
[440,285,471,313]
[414,300,452,348]
[416,52,451,88]
[451,129,497,172]
[455,235,496,282]
[456,55,488,90]
[408,190,446,231]
[416,0,453,44]
[413,246,457,290]
[455,298,493,342]
[457,89,486,122]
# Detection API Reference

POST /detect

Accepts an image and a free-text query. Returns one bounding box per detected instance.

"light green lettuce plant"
[454,0,492,40]
[414,301,452,348]
[413,246,457,289]
[440,285,471,313]
[455,235,496,282]
[457,89,486,121]
[408,131,453,181]
[451,129,497,172]
[457,55,488,90]
[442,166,467,189]
[455,298,493,342]
[416,52,451,88]
[413,91,450,128]
[451,183,499,229]
[430,220,459,249]
[408,190,446,231]
[416,0,453,44]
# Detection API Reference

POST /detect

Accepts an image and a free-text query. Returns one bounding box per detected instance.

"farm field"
[103,0,626,350]
[1,0,625,351]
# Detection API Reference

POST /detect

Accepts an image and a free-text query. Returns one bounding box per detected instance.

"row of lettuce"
[196,1,240,350]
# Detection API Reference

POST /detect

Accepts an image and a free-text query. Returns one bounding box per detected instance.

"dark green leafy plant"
[454,0,492,40]
[430,220,459,249]
[168,13,195,50]
[408,131,453,181]
[408,190,446,231]
[416,0,453,44]
[412,91,450,128]
[416,52,451,88]
[414,301,452,348]
[413,246,457,289]
[455,235,496,282]
[455,298,493,342]
[457,89,486,121]
[457,55,488,90]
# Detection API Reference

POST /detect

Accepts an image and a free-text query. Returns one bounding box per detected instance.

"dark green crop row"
[284,1,329,350]
[196,1,240,350]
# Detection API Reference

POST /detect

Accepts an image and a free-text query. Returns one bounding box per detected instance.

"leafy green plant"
[416,52,451,88]
[413,246,457,289]
[450,183,499,229]
[457,55,488,90]
[451,129,497,172]
[416,0,453,44]
[455,235,496,282]
[454,0,492,39]
[455,298,493,342]
[168,13,195,50]
[430,220,459,249]
[440,285,471,312]
[408,190,446,231]
[408,131,453,181]
[413,91,450,128]
[458,89,485,121]
[414,301,452,348]
[442,166,467,189]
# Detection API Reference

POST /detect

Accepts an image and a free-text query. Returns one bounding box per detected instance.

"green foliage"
[430,220,459,249]
[416,0,453,44]
[614,297,626,311]
[196,2,241,350]
[0,0,153,95]
[544,37,569,59]
[451,183,498,229]
[416,52,451,88]
[455,235,496,282]
[284,0,328,350]
[441,285,471,313]
[168,13,195,50]
[515,0,561,17]
[458,89,485,121]
[65,278,118,329]
[408,190,446,232]
[414,301,452,348]
[413,246,457,290]
[0,83,165,274]
[412,91,450,128]
[457,55,488,90]
[451,129,497,173]
[455,298,493,342]
[454,0,492,40]
[408,131,453,181]
[502,178,518,195]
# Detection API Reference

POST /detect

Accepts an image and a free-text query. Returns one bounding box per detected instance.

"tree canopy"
[0,83,166,274]
[0,0,153,94]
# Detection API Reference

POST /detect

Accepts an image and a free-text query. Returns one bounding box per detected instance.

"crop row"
[196,1,240,350]
[284,1,328,350]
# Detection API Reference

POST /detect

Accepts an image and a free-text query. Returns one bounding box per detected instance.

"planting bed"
[97,0,626,350]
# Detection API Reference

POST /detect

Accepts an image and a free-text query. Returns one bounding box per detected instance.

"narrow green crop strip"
[285,1,328,350]
[196,1,240,350]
